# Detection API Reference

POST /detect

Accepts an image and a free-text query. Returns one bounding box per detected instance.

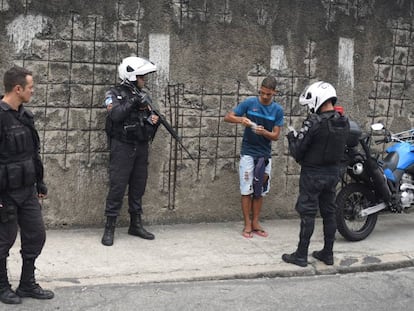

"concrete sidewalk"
[7,213,414,289]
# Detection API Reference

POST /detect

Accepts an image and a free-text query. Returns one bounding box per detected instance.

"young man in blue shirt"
[224,76,284,238]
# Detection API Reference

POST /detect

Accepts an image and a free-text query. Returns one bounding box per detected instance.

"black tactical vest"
[0,103,37,191]
[105,85,157,144]
[302,111,350,167]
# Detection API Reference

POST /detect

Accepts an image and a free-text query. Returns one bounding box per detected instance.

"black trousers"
[295,169,340,248]
[105,138,149,217]
[0,186,46,260]
[295,169,339,218]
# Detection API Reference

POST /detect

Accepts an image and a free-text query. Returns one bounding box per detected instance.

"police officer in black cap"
[101,56,160,246]
[0,66,54,304]
[282,81,350,267]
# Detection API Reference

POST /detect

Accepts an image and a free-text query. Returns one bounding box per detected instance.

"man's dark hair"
[3,66,32,93]
[261,76,277,90]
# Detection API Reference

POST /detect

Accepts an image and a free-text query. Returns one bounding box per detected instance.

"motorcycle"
[335,121,414,241]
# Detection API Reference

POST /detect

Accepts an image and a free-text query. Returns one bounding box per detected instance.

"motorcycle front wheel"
[336,183,378,241]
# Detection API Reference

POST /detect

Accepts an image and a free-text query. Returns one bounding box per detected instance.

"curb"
[39,253,414,289]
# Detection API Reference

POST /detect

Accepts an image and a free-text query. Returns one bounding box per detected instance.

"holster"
[0,197,17,223]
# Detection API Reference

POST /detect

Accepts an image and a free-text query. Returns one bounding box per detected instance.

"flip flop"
[242,230,253,238]
[253,229,269,237]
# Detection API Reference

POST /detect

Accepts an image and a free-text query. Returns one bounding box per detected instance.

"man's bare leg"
[241,195,252,234]
[252,196,263,230]
[252,174,269,229]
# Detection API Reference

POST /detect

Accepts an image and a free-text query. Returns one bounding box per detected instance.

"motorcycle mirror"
[371,123,384,131]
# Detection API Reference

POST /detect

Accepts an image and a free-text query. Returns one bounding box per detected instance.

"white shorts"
[239,155,271,196]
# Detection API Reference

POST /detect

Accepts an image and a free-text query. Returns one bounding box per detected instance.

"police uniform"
[287,110,350,263]
[0,101,46,261]
[104,84,158,219]
[0,101,52,302]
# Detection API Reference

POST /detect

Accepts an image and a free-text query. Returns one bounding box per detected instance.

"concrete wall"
[0,0,413,227]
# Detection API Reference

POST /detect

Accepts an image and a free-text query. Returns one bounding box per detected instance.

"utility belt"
[112,113,156,143]
[0,196,16,223]
[0,159,37,192]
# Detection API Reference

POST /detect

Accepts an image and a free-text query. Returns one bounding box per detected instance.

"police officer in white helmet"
[101,56,160,246]
[282,81,350,267]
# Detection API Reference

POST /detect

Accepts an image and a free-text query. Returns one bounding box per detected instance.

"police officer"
[101,57,160,246]
[0,66,54,304]
[282,81,350,267]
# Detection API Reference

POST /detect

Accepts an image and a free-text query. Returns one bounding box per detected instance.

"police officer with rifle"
[101,56,163,246]
[102,56,194,247]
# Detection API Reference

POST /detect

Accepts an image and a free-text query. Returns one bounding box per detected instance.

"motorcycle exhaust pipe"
[359,202,387,217]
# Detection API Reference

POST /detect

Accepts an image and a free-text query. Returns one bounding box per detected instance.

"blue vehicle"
[336,122,414,241]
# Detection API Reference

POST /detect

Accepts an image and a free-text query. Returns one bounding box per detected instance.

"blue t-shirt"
[233,96,284,158]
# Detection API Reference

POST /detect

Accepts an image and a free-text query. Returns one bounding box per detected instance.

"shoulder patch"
[104,97,113,106]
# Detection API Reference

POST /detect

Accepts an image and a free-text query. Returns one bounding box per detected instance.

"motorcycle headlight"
[352,162,364,175]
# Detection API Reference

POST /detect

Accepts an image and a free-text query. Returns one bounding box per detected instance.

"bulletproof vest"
[105,85,156,144]
[302,111,350,167]
[0,105,37,191]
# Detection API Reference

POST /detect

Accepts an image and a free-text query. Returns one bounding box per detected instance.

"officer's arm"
[287,117,315,162]
[106,91,139,123]
[27,114,48,197]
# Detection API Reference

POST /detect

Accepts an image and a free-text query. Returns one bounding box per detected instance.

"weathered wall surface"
[0,0,413,227]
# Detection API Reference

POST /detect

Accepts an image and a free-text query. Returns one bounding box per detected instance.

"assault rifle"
[138,91,195,161]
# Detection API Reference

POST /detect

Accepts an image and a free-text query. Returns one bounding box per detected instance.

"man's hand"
[254,125,265,135]
[37,182,48,199]
[240,117,252,127]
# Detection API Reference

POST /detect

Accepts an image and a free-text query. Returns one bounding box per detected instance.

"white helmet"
[299,81,337,113]
[118,56,157,82]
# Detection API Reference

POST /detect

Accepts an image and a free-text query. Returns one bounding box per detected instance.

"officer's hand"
[129,96,142,108]
[287,131,296,141]
[37,182,48,198]
[139,92,152,105]
[151,114,159,124]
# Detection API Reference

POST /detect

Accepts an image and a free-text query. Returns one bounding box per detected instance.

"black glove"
[287,131,296,141]
[138,92,152,105]
[127,96,141,108]
[37,181,48,196]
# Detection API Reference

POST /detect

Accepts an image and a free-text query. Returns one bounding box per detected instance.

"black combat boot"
[312,250,334,265]
[0,257,21,304]
[312,218,335,265]
[128,213,155,240]
[282,240,309,268]
[312,238,334,265]
[101,216,117,246]
[282,216,314,267]
[281,251,308,267]
[15,258,54,300]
